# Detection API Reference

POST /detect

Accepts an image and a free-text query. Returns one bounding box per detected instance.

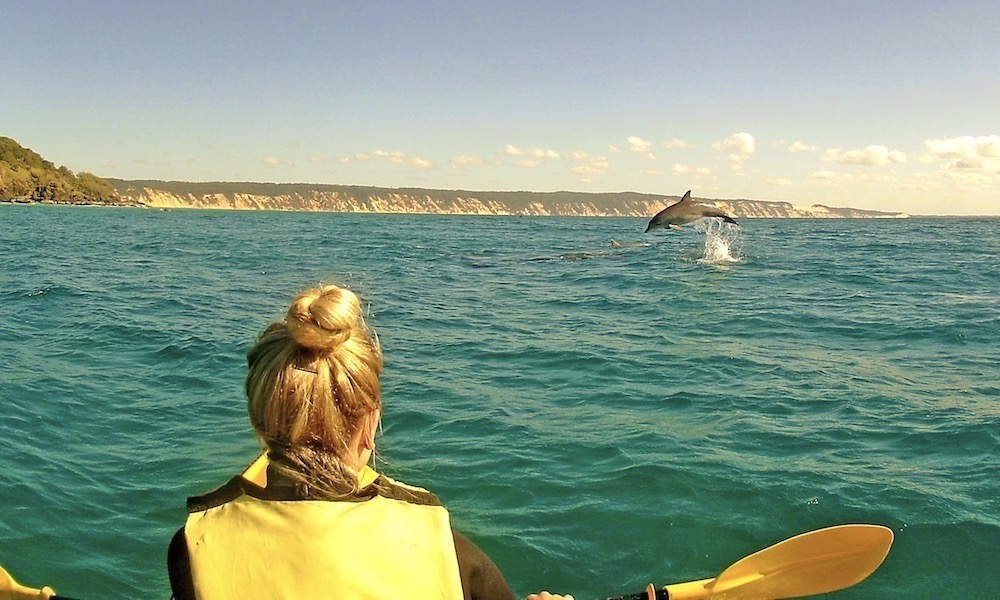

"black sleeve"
[167,527,196,600]
[453,530,516,600]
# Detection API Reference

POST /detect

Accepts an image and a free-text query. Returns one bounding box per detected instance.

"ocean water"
[1,204,998,599]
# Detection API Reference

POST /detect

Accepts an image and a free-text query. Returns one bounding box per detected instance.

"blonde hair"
[245,284,383,497]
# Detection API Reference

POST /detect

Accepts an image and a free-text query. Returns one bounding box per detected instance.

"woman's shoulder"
[186,475,251,512]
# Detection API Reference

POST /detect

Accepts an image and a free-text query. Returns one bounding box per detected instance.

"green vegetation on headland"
[0,136,130,206]
[2,135,908,217]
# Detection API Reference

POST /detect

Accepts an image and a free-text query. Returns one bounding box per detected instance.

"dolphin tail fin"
[721,215,738,225]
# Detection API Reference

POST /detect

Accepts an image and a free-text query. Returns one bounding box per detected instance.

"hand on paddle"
[527,592,575,600]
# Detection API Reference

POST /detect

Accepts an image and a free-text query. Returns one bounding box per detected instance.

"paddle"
[0,565,75,600]
[608,524,893,600]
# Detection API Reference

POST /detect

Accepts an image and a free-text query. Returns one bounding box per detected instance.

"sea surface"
[1,204,998,599]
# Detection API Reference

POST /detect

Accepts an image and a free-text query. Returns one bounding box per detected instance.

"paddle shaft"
[607,591,670,600]
[607,578,715,600]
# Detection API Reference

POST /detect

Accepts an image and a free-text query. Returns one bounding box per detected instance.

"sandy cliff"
[112,181,909,219]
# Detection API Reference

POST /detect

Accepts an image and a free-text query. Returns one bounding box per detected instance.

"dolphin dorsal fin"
[663,190,693,210]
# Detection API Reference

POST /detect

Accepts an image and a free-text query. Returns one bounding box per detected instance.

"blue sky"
[4,1,999,215]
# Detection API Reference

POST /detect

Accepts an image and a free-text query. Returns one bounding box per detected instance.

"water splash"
[695,219,743,264]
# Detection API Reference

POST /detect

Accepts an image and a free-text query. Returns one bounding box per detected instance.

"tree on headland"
[0,136,121,204]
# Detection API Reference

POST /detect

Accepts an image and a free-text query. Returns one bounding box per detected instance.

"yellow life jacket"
[183,461,464,600]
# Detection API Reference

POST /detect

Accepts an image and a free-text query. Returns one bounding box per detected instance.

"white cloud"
[263,157,292,167]
[308,156,328,163]
[766,178,794,186]
[922,135,1000,172]
[515,159,541,169]
[571,165,605,176]
[823,145,906,166]
[713,132,756,156]
[569,152,609,175]
[627,136,652,153]
[504,144,560,159]
[671,164,712,176]
[788,141,819,153]
[373,150,407,164]
[662,138,692,149]
[924,135,1000,159]
[345,150,434,170]
[626,136,656,159]
[608,145,621,154]
[339,152,371,164]
[954,158,993,170]
[408,157,435,170]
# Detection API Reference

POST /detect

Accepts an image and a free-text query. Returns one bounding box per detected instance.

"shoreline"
[8,199,996,218]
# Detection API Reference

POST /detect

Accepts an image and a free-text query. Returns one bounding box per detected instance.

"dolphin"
[610,239,651,248]
[644,190,738,233]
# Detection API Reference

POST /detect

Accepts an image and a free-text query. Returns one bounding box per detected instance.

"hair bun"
[286,285,362,353]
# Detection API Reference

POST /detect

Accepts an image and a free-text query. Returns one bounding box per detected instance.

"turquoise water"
[1,204,998,599]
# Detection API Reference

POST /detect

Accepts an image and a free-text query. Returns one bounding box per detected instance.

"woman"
[168,284,572,600]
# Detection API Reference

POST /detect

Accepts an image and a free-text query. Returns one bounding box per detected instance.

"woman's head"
[245,284,383,461]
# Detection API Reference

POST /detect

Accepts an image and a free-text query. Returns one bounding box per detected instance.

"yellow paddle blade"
[666,524,893,599]
[0,564,55,599]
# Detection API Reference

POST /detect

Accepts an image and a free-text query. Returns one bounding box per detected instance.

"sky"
[3,1,999,215]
